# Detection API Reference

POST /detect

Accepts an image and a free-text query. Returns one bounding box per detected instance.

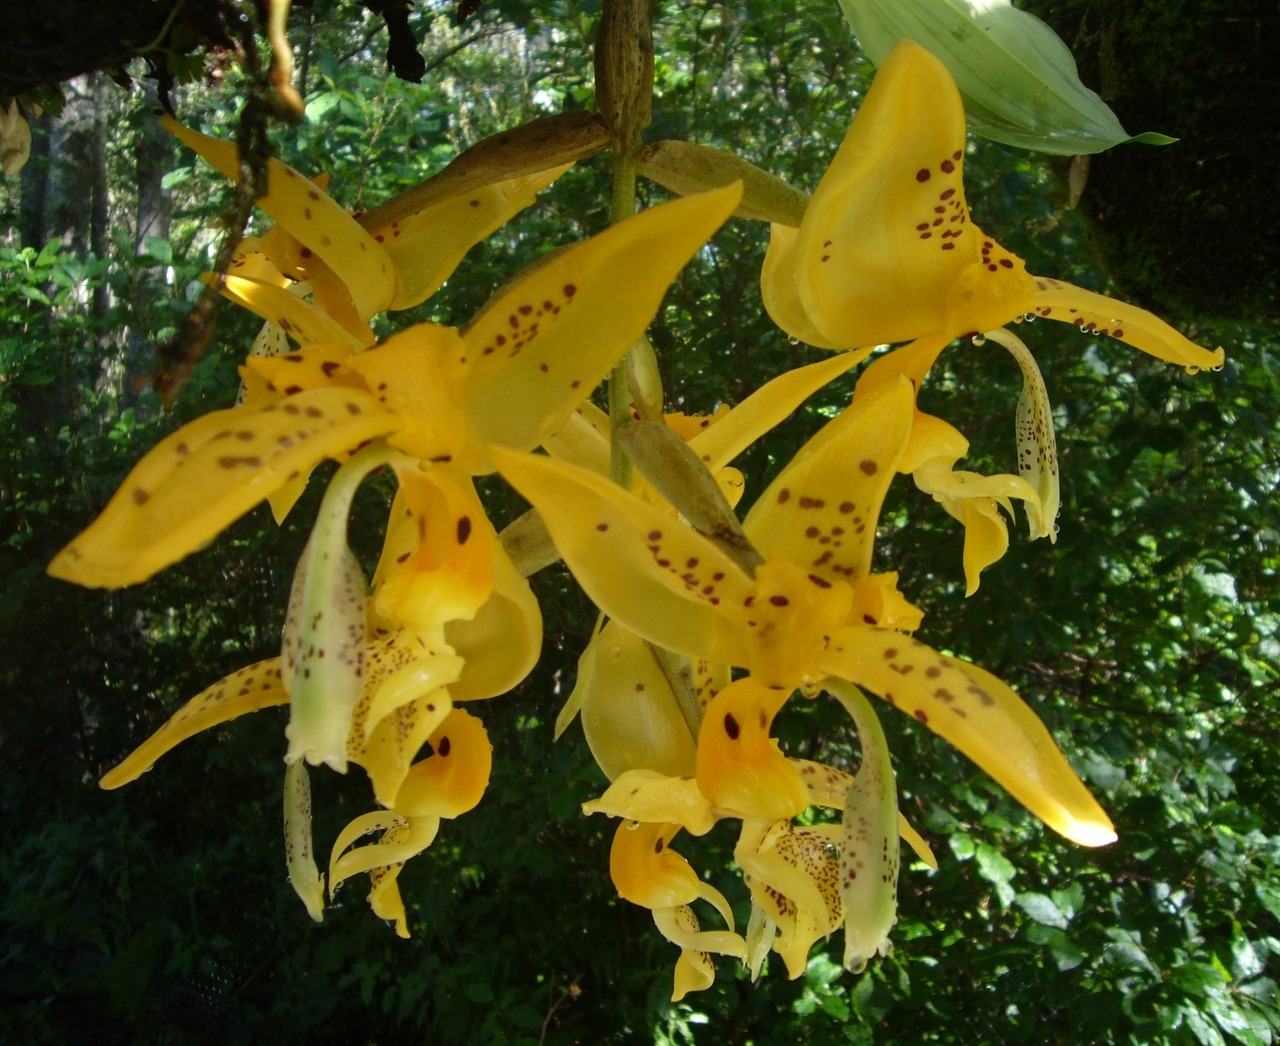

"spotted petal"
[763,42,1035,349]
[371,165,572,311]
[492,447,755,669]
[744,376,914,587]
[462,184,742,459]
[697,677,808,822]
[99,659,288,789]
[1030,276,1224,371]
[49,388,400,588]
[819,628,1117,847]
[163,116,396,323]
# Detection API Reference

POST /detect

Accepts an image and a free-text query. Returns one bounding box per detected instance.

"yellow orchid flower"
[48,182,742,590]
[164,117,571,348]
[492,376,1116,851]
[760,40,1224,377]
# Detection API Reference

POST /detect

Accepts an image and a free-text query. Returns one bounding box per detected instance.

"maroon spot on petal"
[723,713,740,740]
[456,516,472,544]
[859,459,878,475]
[132,488,149,505]
[769,595,789,607]
[915,169,931,182]
[437,736,451,757]
[596,522,609,532]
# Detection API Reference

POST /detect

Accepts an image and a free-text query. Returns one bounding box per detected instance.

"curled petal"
[738,820,843,979]
[163,116,396,322]
[820,628,1117,847]
[606,821,726,913]
[1031,276,1224,371]
[445,540,543,701]
[652,904,746,961]
[49,388,399,588]
[580,620,699,781]
[463,184,742,458]
[393,709,492,819]
[655,905,745,1001]
[220,273,371,350]
[582,769,717,837]
[697,678,807,822]
[99,659,287,789]
[328,811,441,936]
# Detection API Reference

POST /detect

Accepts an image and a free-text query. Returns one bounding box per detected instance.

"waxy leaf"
[837,0,1174,154]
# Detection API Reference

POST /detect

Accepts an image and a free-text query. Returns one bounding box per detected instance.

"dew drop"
[970,333,987,347]
[1023,312,1037,323]
[787,336,800,347]
[1184,365,1200,376]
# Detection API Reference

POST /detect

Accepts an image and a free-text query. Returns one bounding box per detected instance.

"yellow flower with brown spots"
[48,183,742,590]
[761,41,1224,376]
[494,374,1115,849]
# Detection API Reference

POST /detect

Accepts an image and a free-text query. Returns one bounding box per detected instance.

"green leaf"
[1025,925,1086,971]
[160,166,192,190]
[835,0,1175,154]
[1015,891,1069,930]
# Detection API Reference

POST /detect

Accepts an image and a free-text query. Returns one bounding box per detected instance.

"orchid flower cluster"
[50,32,1223,1000]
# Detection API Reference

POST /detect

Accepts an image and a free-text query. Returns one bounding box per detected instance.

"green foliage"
[2,2,1278,1043]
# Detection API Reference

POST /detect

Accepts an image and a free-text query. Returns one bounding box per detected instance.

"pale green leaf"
[837,0,1175,154]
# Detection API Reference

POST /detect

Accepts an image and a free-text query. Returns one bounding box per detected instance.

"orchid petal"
[99,659,287,789]
[462,184,742,457]
[283,760,326,922]
[445,539,543,701]
[492,448,754,668]
[373,165,572,311]
[370,468,494,645]
[606,821,706,910]
[737,819,843,979]
[162,115,396,322]
[827,681,900,973]
[393,709,492,819]
[761,223,849,349]
[744,376,913,587]
[697,678,808,822]
[49,388,399,588]
[987,326,1060,538]
[328,811,440,908]
[220,273,371,350]
[820,628,1117,847]
[1031,276,1225,371]
[687,353,868,472]
[770,43,1036,349]
[582,770,718,836]
[282,448,388,771]
[580,620,699,781]
[653,904,746,962]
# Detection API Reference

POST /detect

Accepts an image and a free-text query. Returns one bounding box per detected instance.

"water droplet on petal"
[971,334,987,347]
[1185,365,1200,376]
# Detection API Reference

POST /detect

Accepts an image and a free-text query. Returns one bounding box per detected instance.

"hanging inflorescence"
[49,4,1224,1002]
